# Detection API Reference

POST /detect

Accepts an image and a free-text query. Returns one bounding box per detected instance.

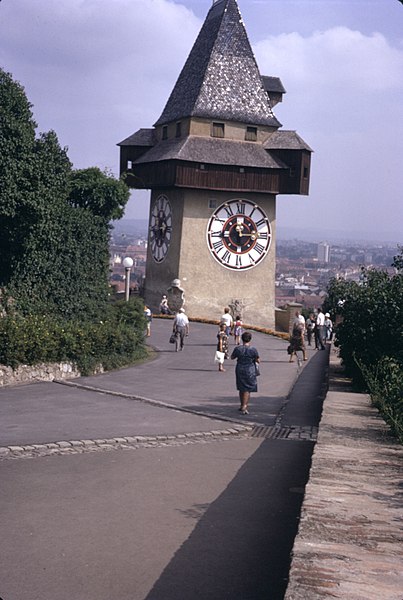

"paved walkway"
[2,320,400,600]
[0,319,328,600]
[0,319,324,452]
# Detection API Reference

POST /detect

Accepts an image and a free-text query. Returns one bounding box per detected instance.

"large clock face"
[149,194,172,263]
[206,199,272,270]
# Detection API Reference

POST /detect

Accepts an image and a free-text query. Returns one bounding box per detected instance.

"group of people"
[215,308,243,371]
[169,303,258,416]
[150,299,334,417]
[288,308,333,363]
[219,307,244,345]
[215,307,258,415]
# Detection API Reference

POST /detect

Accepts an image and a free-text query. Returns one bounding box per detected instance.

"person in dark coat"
[231,331,260,415]
[289,321,307,363]
[306,313,316,347]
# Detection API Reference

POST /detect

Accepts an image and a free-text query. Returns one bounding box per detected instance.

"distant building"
[317,242,330,263]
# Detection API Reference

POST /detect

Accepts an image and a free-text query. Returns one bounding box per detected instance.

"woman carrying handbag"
[231,331,260,415]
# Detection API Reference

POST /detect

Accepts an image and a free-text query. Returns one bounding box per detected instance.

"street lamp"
[122,256,134,301]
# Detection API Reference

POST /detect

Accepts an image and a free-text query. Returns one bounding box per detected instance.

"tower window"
[303,166,309,179]
[212,122,225,138]
[176,122,182,137]
[162,126,168,140]
[245,126,257,141]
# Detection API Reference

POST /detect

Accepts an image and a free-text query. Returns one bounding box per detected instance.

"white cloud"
[254,26,403,137]
[254,27,403,237]
[0,0,200,170]
[1,0,402,237]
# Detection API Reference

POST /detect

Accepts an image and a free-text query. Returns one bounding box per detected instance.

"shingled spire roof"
[154,0,280,128]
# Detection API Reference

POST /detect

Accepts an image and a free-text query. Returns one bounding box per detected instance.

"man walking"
[173,308,189,351]
[221,307,234,337]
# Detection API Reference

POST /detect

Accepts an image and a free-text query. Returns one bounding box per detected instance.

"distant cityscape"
[110,219,400,310]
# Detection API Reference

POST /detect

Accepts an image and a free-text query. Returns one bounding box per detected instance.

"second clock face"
[149,194,172,263]
[206,199,272,270]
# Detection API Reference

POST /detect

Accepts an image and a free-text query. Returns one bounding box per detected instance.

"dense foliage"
[68,167,129,222]
[0,298,148,375]
[324,249,403,441]
[0,69,143,374]
[0,69,130,320]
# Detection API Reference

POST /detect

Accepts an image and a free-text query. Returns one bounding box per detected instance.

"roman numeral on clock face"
[151,194,172,263]
[207,199,272,271]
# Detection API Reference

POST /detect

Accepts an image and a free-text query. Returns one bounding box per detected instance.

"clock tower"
[118,0,312,328]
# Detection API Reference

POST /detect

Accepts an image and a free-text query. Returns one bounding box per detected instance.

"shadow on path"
[280,347,329,428]
[145,439,313,600]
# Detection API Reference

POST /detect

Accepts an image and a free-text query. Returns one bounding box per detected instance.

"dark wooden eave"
[133,136,287,170]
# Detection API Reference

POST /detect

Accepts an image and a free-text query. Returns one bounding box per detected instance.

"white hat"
[325,312,330,317]
[179,307,185,313]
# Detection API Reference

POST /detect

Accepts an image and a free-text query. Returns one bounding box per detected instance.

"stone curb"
[53,378,272,427]
[0,425,253,461]
[284,350,403,600]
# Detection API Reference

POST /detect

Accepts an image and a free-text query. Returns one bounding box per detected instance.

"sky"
[1,0,402,243]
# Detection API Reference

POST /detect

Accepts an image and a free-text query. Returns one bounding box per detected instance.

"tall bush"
[324,249,403,441]
[324,257,402,380]
[0,69,129,321]
[0,298,147,375]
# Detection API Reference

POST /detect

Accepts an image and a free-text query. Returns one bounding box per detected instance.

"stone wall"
[275,302,302,334]
[284,352,403,599]
[0,362,80,387]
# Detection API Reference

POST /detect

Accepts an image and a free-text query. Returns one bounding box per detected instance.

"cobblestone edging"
[0,425,252,461]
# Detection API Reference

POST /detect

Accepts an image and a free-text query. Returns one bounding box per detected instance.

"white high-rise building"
[317,242,330,263]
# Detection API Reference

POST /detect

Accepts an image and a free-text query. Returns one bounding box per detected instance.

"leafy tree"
[11,205,110,319]
[324,263,403,378]
[0,69,129,320]
[392,245,403,273]
[68,167,130,222]
[324,249,403,379]
[0,69,38,283]
[324,252,403,440]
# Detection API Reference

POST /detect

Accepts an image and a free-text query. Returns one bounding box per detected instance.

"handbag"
[255,362,260,376]
[169,333,177,344]
[287,345,292,355]
[214,350,225,364]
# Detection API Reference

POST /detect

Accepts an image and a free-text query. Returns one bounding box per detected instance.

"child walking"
[216,323,229,372]
[234,316,243,345]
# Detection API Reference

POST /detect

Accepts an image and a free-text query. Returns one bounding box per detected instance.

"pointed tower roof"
[154,0,280,128]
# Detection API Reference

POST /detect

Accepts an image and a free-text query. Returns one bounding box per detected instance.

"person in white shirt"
[144,306,152,337]
[173,308,189,351]
[221,307,233,337]
[159,295,170,315]
[315,308,326,350]
[324,313,333,341]
[294,310,306,331]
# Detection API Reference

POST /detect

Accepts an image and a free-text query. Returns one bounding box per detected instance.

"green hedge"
[324,253,403,444]
[0,297,147,375]
[356,356,403,444]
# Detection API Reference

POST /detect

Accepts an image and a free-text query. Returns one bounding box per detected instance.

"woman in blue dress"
[231,331,260,415]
